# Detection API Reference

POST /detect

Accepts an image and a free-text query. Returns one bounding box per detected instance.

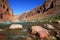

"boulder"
[42,24,55,29]
[56,31,60,38]
[47,36,56,40]
[0,29,3,31]
[31,26,50,40]
[57,21,60,24]
[9,24,23,29]
[52,21,60,24]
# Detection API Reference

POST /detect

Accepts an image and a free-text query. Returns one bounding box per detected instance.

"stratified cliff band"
[19,0,60,20]
[0,0,13,21]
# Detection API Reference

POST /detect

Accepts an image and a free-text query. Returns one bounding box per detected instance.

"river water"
[0,22,60,40]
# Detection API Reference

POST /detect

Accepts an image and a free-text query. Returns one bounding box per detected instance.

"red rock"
[0,34,6,40]
[0,0,14,21]
[19,0,60,20]
[31,26,50,40]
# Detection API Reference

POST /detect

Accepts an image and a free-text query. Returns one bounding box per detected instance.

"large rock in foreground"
[31,26,50,40]
[9,24,23,29]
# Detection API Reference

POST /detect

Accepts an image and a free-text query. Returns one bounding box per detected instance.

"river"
[0,21,60,40]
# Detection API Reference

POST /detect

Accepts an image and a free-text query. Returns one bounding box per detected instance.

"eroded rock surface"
[9,24,23,29]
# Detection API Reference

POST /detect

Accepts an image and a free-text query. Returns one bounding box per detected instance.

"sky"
[8,0,45,15]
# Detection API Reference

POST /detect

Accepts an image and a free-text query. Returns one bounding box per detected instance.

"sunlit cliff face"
[0,0,13,21]
[19,0,60,20]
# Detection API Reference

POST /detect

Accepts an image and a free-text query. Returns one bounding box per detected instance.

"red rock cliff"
[19,0,60,20]
[0,0,14,21]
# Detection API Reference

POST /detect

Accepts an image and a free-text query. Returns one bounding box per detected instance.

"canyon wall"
[0,0,14,21]
[19,0,60,20]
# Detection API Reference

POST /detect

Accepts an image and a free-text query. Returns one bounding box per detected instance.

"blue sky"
[8,0,45,15]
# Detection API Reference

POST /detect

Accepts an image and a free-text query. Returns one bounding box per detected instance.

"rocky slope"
[19,0,60,21]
